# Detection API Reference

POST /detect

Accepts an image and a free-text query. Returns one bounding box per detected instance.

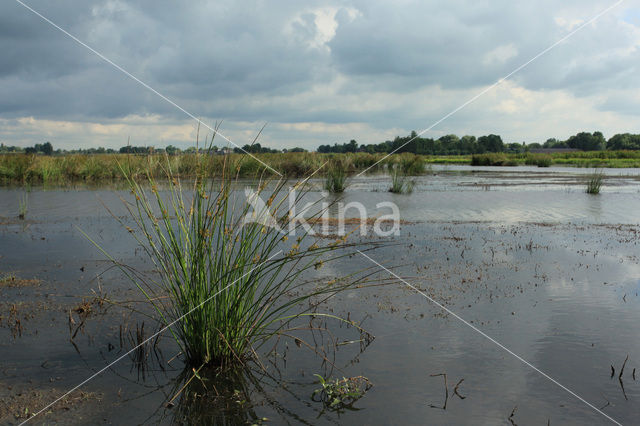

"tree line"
[3,131,640,156]
[318,131,640,154]
[0,142,308,155]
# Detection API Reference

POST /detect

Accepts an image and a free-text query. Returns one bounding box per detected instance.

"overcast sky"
[1,0,639,150]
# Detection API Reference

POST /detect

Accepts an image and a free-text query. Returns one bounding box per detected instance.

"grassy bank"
[2,150,640,185]
[0,152,422,185]
[438,151,640,168]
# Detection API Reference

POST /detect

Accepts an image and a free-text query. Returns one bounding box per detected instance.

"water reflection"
[163,366,263,425]
[157,363,339,425]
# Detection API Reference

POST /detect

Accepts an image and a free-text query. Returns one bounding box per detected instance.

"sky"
[1,0,639,151]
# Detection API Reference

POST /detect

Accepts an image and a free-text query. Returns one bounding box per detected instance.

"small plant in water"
[312,374,372,410]
[585,169,604,194]
[18,192,28,220]
[324,158,348,193]
[389,165,414,194]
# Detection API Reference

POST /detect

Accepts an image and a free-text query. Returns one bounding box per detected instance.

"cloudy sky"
[1,0,639,150]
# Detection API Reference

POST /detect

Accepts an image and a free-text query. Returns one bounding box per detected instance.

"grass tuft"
[399,154,427,175]
[18,192,28,220]
[389,166,414,194]
[585,169,604,194]
[324,158,348,193]
[87,138,370,367]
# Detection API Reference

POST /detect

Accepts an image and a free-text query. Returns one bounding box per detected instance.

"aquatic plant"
[88,138,368,367]
[399,154,427,175]
[324,158,348,193]
[350,152,380,171]
[471,153,518,167]
[389,166,414,194]
[312,374,372,409]
[6,150,640,187]
[585,169,604,194]
[18,192,28,220]
[525,154,552,167]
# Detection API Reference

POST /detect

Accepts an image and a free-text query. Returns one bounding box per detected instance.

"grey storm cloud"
[0,0,638,147]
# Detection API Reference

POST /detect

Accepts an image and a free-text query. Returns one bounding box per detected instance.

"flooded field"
[1,166,640,425]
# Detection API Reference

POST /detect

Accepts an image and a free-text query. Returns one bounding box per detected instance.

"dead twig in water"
[619,355,628,380]
[453,378,466,399]
[429,373,449,410]
[619,378,628,401]
[508,406,518,425]
[618,355,630,401]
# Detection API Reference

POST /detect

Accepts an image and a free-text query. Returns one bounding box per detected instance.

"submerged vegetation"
[585,169,604,194]
[88,143,371,367]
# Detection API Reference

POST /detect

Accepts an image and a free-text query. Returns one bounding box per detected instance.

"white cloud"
[483,44,518,66]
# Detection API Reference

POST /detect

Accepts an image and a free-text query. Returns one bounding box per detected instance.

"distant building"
[529,148,579,154]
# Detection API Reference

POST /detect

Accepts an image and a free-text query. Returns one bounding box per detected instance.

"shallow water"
[1,167,640,425]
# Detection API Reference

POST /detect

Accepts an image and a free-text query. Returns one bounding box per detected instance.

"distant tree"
[42,141,53,155]
[438,134,460,153]
[607,133,640,150]
[527,142,542,150]
[459,135,478,154]
[288,147,306,152]
[566,131,605,151]
[25,147,37,154]
[505,142,525,153]
[542,138,568,148]
[477,134,504,153]
[165,145,180,155]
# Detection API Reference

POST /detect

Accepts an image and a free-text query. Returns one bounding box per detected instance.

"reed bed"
[0,152,391,185]
[5,150,640,187]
